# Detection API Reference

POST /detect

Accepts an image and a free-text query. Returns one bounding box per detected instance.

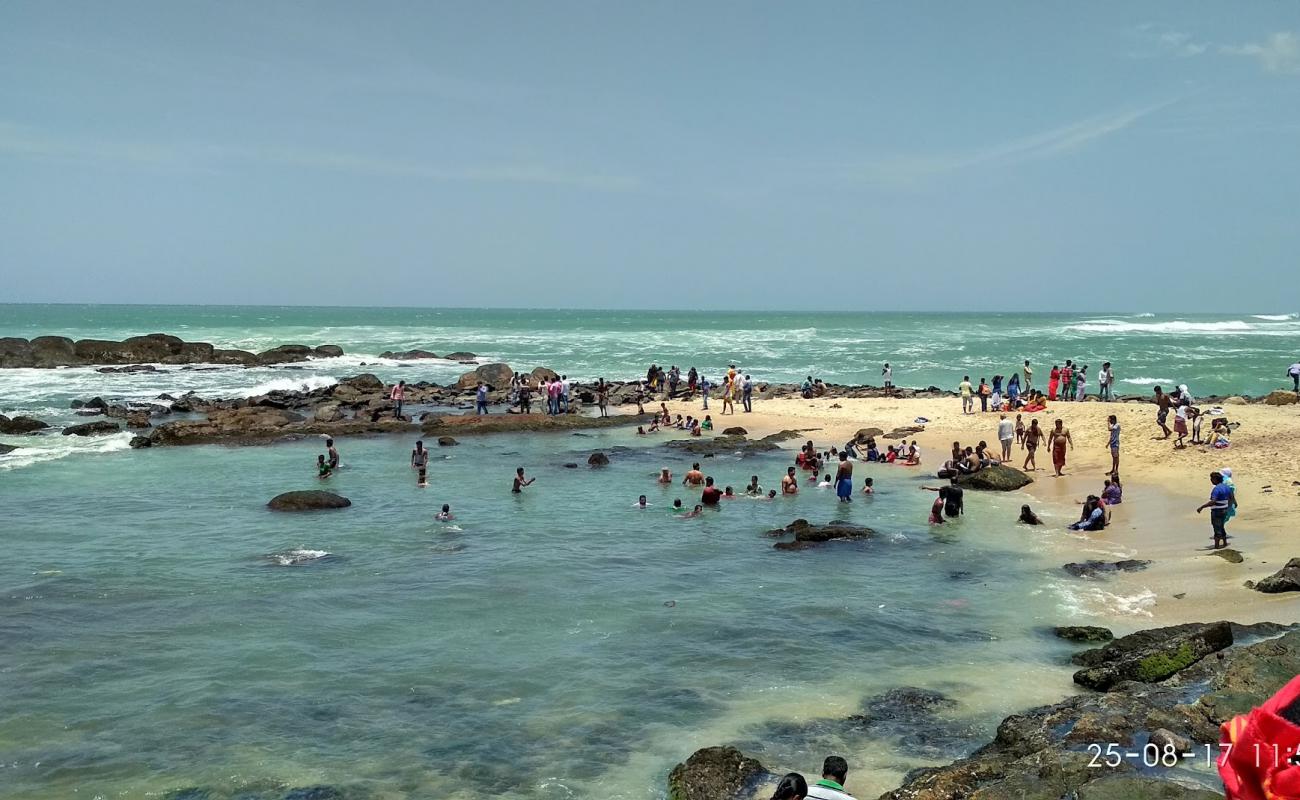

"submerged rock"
[770,518,875,550]
[62,420,121,436]
[0,442,18,455]
[954,464,1033,491]
[437,436,459,447]
[267,491,351,512]
[665,435,779,456]
[667,746,772,800]
[1249,557,1300,593]
[1062,559,1152,578]
[588,451,610,466]
[1071,621,1233,691]
[1053,625,1114,643]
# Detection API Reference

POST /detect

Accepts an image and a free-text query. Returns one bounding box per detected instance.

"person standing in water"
[326,438,340,470]
[781,466,799,494]
[411,440,429,486]
[834,453,853,503]
[511,467,535,494]
[1048,419,1073,477]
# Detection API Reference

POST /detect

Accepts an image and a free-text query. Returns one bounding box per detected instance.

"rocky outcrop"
[443,351,477,361]
[147,406,413,446]
[0,443,18,455]
[1071,621,1234,691]
[667,746,772,800]
[0,333,343,368]
[62,421,122,436]
[436,436,459,447]
[530,367,560,382]
[380,349,439,360]
[267,491,351,511]
[0,414,50,434]
[665,435,779,457]
[1062,559,1152,578]
[96,364,159,374]
[770,518,875,550]
[422,413,639,436]
[1248,557,1300,593]
[954,465,1032,491]
[1053,625,1114,643]
[855,427,885,441]
[1263,390,1299,406]
[455,363,513,389]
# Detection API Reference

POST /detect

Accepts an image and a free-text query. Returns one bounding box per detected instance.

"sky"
[2,2,1298,311]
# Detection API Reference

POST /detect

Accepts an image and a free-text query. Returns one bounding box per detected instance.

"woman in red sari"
[1047,365,1061,400]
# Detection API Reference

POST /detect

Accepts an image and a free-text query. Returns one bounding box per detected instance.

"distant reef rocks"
[0,333,345,368]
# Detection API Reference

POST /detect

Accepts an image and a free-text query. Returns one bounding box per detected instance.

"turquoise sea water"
[0,304,1272,798]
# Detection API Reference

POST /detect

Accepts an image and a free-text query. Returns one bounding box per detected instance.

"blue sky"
[2,2,1298,310]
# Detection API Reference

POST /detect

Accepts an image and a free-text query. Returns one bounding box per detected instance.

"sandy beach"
[657,392,1300,631]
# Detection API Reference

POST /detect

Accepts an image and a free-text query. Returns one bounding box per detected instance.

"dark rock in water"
[1147,727,1193,753]
[267,491,351,512]
[954,464,1033,491]
[96,363,158,374]
[312,345,344,358]
[1072,621,1233,691]
[771,518,875,550]
[849,687,956,726]
[283,787,347,800]
[1210,548,1245,563]
[1249,558,1300,593]
[437,436,459,447]
[0,414,50,434]
[380,349,439,360]
[443,351,477,361]
[256,344,315,364]
[563,462,578,468]
[62,420,121,436]
[129,436,152,449]
[0,443,18,455]
[721,426,747,435]
[759,429,802,443]
[667,746,772,800]
[666,435,778,456]
[588,451,610,466]
[1063,559,1152,578]
[76,408,105,416]
[126,412,152,429]
[1053,625,1114,643]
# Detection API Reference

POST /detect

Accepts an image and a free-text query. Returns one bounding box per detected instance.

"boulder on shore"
[667,746,772,800]
[720,426,748,436]
[954,464,1033,491]
[854,427,885,441]
[1071,621,1234,691]
[530,367,560,382]
[1249,558,1300,593]
[267,491,352,512]
[62,421,122,436]
[1053,625,1114,643]
[1263,390,1299,406]
[0,414,50,434]
[1063,559,1152,578]
[455,362,513,390]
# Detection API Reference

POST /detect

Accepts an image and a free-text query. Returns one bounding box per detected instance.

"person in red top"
[1220,674,1300,799]
[1048,366,1061,400]
[700,476,723,506]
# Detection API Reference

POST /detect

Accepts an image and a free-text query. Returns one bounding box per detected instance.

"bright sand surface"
[659,393,1300,631]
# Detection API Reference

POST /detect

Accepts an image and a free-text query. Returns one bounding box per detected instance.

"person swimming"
[682,504,703,518]
[671,498,684,513]
[1018,504,1042,525]
[435,504,454,521]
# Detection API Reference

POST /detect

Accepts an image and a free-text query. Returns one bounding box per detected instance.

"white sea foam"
[238,375,338,397]
[1055,583,1157,618]
[267,549,333,566]
[0,430,134,471]
[1119,376,1175,386]
[1253,313,1297,321]
[1068,319,1255,334]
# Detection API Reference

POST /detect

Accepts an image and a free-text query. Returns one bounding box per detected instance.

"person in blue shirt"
[1196,471,1237,549]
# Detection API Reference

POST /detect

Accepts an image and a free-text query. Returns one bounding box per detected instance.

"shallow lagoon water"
[1,422,1107,799]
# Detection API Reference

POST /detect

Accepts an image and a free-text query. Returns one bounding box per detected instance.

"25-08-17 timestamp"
[1087,742,1300,769]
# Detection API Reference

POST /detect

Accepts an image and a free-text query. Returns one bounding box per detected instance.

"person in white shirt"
[1098,361,1114,402]
[882,362,893,393]
[807,756,855,800]
[997,414,1015,461]
[1289,362,1300,393]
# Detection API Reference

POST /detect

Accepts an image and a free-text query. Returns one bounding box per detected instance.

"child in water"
[317,454,332,479]
[861,477,874,495]
[1018,504,1043,525]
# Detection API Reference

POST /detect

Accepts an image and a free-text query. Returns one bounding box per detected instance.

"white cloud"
[1220,31,1300,74]
[823,101,1173,184]
[1128,24,1209,59]
[0,122,638,190]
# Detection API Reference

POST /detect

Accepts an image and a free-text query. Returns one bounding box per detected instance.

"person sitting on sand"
[436,504,454,521]
[781,466,799,494]
[683,463,705,486]
[317,454,333,479]
[861,477,874,494]
[658,468,673,484]
[745,476,762,495]
[1102,477,1122,508]
[1018,504,1043,525]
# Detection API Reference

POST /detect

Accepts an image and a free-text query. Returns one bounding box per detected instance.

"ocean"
[0,304,1276,799]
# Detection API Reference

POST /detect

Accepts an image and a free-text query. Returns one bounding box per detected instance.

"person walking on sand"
[834,453,854,503]
[1048,419,1073,477]
[411,440,429,487]
[959,376,974,415]
[511,466,535,494]
[1196,471,1235,549]
[1153,386,1172,439]
[699,374,711,410]
[390,380,406,419]
[1022,419,1042,471]
[1023,360,1033,392]
[1107,414,1121,477]
[997,414,1014,462]
[1074,366,1087,402]
[721,375,735,415]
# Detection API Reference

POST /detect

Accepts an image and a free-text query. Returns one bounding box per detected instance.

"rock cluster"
[0,333,344,368]
[769,518,875,550]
